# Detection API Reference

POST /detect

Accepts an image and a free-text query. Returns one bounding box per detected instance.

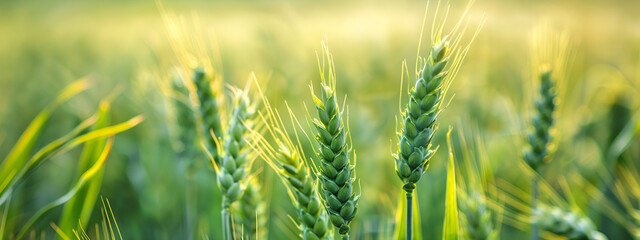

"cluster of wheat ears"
[0,1,627,240]
[155,0,610,239]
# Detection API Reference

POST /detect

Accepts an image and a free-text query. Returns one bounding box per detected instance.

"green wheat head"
[524,70,556,172]
[277,144,330,240]
[249,82,330,240]
[218,88,256,208]
[395,37,450,193]
[533,204,607,240]
[170,75,197,158]
[311,44,358,236]
[193,66,224,162]
[459,191,496,240]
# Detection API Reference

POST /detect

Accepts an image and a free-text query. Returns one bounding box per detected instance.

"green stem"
[185,168,193,240]
[222,208,234,240]
[531,177,539,240]
[342,235,349,240]
[407,191,413,240]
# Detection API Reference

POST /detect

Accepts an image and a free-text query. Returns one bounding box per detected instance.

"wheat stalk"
[310,43,358,239]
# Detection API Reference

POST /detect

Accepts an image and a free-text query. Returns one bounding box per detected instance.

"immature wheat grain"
[310,45,357,239]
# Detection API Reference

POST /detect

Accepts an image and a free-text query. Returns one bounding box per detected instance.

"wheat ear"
[459,191,496,240]
[170,76,197,158]
[249,84,330,239]
[525,69,556,240]
[193,66,224,162]
[395,37,450,193]
[524,70,556,172]
[235,178,266,240]
[218,88,256,240]
[534,204,607,240]
[310,45,358,238]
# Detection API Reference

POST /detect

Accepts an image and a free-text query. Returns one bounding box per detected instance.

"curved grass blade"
[16,137,115,240]
[0,114,97,205]
[0,80,89,188]
[59,101,112,236]
[0,115,144,205]
[606,109,640,164]
[442,128,458,240]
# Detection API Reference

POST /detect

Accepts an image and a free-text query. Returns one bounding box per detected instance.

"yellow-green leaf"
[59,101,112,236]
[16,136,115,240]
[442,127,458,240]
[0,79,88,189]
[394,189,422,240]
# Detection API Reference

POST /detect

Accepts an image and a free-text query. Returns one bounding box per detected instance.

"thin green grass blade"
[0,114,97,204]
[0,80,89,187]
[606,109,640,164]
[59,101,112,236]
[16,137,115,240]
[0,115,144,204]
[442,128,458,240]
[394,189,422,240]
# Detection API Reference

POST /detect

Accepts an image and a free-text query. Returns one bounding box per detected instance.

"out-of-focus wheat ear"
[524,69,556,173]
[235,178,267,240]
[192,66,225,163]
[533,204,608,240]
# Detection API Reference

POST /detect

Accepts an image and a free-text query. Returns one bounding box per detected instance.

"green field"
[1,0,639,239]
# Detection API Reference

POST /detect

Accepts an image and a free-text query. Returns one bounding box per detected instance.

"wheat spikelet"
[310,44,358,237]
[524,70,556,172]
[534,204,607,240]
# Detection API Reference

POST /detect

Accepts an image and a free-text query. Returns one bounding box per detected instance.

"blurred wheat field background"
[1,0,639,239]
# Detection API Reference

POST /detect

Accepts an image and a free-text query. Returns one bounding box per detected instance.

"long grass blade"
[59,101,112,236]
[0,80,88,191]
[394,189,422,240]
[16,137,115,240]
[0,115,144,205]
[442,128,458,240]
